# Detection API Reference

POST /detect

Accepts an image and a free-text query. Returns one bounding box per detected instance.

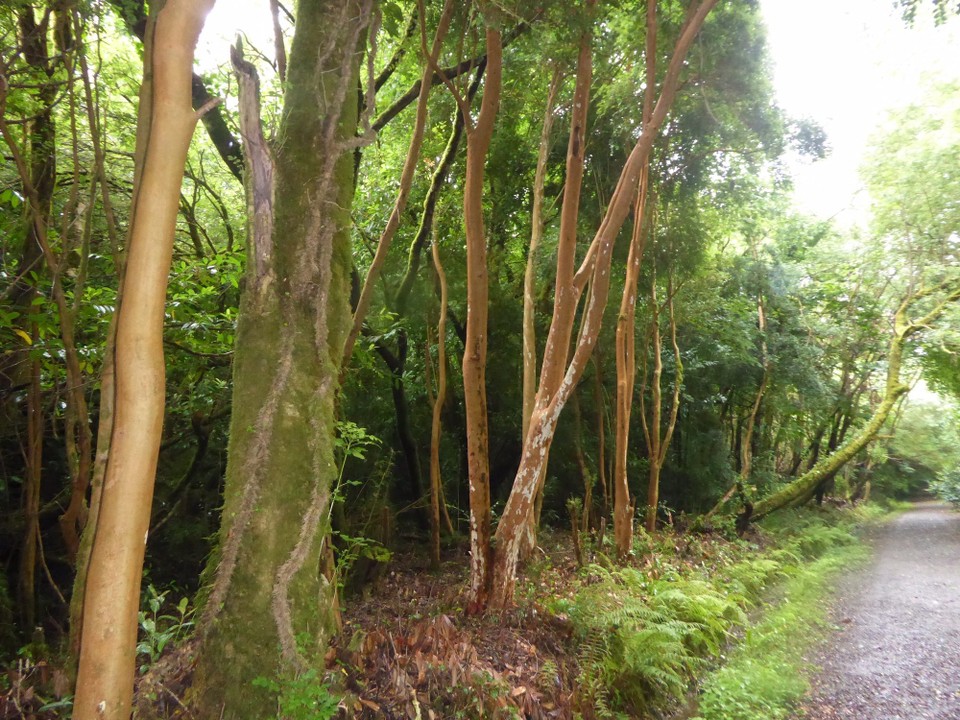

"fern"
[723,558,784,601]
[569,566,743,717]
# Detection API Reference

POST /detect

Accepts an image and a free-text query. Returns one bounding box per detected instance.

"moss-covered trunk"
[190,2,366,716]
[748,283,960,522]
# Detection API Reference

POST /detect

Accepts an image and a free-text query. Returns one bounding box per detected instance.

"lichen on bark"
[189,1,369,716]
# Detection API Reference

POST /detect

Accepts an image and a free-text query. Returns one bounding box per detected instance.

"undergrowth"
[561,570,744,718]
[691,506,880,720]
[557,504,882,719]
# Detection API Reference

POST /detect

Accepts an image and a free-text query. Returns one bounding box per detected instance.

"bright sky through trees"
[759,0,960,226]
[196,2,960,226]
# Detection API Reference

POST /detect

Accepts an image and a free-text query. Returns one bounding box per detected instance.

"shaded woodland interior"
[2,0,960,718]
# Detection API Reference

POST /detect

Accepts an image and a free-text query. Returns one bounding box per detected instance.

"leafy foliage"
[136,585,195,674]
[252,669,340,720]
[932,468,960,507]
[561,566,743,717]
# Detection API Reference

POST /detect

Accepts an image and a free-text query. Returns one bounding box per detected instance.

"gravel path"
[799,501,960,720]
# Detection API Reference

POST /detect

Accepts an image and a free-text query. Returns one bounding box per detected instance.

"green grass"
[558,505,882,720]
[691,512,875,720]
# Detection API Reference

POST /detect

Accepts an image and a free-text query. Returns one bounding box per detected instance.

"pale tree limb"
[341,0,455,369]
[73,2,214,718]
[268,0,287,83]
[523,64,563,442]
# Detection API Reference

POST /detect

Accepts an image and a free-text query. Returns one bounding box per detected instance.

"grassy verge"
[690,506,882,720]
[554,504,885,719]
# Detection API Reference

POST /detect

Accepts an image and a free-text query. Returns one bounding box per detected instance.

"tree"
[487,0,719,609]
[72,1,215,717]
[188,2,371,716]
[746,86,960,522]
[748,279,960,521]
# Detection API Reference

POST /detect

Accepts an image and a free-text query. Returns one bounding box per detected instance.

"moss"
[189,1,364,717]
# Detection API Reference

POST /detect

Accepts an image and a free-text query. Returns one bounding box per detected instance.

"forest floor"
[1,505,903,720]
[329,530,585,719]
[796,501,960,720]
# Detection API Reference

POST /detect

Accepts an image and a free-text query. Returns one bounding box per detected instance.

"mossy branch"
[748,279,960,523]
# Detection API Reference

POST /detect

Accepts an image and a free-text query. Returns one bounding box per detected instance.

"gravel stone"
[800,501,960,720]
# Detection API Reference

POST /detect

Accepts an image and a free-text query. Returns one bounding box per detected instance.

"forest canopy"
[1,0,959,718]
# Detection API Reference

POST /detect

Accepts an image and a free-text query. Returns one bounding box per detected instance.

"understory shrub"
[559,505,880,719]
[560,567,743,718]
[932,468,960,506]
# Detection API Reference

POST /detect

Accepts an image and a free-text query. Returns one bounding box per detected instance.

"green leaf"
[381,2,404,37]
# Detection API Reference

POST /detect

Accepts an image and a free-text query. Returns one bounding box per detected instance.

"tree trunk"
[461,22,502,612]
[18,352,43,633]
[189,2,367,716]
[373,333,426,523]
[613,0,655,557]
[640,264,683,534]
[571,388,593,533]
[593,353,609,513]
[517,67,563,558]
[488,0,718,609]
[614,182,649,554]
[707,284,768,518]
[523,67,563,442]
[429,233,451,567]
[69,311,117,669]
[73,2,213,718]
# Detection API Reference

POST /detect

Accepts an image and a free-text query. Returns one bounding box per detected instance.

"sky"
[758,0,960,226]
[196,1,960,227]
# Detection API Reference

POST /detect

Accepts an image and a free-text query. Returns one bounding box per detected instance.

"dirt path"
[799,501,960,719]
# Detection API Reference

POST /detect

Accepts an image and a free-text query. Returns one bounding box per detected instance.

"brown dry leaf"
[511,685,528,697]
[414,651,426,684]
[324,646,337,666]
[359,698,382,711]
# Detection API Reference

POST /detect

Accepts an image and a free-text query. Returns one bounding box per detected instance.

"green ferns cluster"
[559,506,881,719]
[560,568,744,718]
